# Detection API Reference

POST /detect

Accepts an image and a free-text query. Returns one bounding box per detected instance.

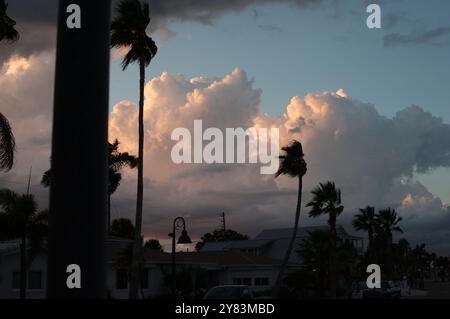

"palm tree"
[0,189,47,299]
[41,140,137,232]
[0,0,19,43]
[111,0,157,299]
[306,181,344,298]
[376,208,402,277]
[107,140,138,232]
[273,140,307,297]
[353,206,376,260]
[0,112,15,171]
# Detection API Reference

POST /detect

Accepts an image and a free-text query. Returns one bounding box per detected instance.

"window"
[11,271,42,289]
[232,278,251,286]
[140,268,149,289]
[254,277,269,286]
[12,272,20,289]
[28,271,42,289]
[116,269,128,290]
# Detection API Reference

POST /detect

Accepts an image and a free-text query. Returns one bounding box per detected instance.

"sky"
[1,0,450,253]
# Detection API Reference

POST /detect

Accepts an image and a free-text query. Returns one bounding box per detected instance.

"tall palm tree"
[110,0,157,298]
[306,181,344,298]
[41,140,137,232]
[0,189,47,299]
[273,140,307,296]
[376,208,402,277]
[0,112,15,171]
[353,206,376,260]
[0,0,19,43]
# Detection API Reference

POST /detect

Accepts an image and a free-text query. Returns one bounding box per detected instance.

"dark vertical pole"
[221,212,226,232]
[171,220,176,297]
[47,0,111,298]
[20,166,32,299]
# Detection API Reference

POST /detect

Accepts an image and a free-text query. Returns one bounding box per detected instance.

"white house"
[200,225,364,264]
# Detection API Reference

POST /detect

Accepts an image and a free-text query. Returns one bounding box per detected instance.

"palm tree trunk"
[386,233,393,278]
[329,212,337,299]
[368,228,373,262]
[129,59,145,299]
[107,193,111,234]
[19,230,27,299]
[273,176,303,298]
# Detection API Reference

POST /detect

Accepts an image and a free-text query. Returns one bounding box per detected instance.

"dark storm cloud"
[2,0,324,61]
[384,27,450,47]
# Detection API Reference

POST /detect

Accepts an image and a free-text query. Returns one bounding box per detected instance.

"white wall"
[217,268,278,292]
[0,252,47,299]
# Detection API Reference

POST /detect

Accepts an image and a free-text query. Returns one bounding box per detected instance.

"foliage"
[195,229,249,251]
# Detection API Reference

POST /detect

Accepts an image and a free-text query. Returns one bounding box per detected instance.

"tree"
[0,189,48,299]
[195,229,249,251]
[353,206,376,260]
[375,208,402,278]
[0,0,19,43]
[306,181,344,298]
[0,112,15,171]
[111,0,158,299]
[107,140,138,232]
[110,218,135,240]
[292,230,359,298]
[41,140,137,232]
[272,140,307,297]
[144,239,163,251]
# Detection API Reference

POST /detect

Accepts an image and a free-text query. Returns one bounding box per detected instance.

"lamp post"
[169,217,192,297]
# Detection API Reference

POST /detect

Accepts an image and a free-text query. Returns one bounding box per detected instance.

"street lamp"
[169,217,192,296]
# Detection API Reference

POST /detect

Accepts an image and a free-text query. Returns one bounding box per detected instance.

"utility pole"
[221,212,226,232]
[19,166,32,299]
[47,0,111,298]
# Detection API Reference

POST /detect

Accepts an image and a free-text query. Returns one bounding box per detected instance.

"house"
[199,225,364,264]
[0,225,362,298]
[0,236,296,298]
[0,236,137,299]
[0,239,47,299]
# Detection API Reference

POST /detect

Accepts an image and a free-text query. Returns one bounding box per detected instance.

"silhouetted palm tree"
[111,0,157,299]
[0,112,15,171]
[353,206,376,260]
[376,208,402,277]
[0,0,19,43]
[306,181,344,299]
[41,140,137,232]
[0,189,47,299]
[273,140,307,296]
[107,140,138,232]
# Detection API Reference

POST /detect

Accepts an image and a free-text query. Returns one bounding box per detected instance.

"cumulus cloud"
[106,69,450,253]
[0,52,54,205]
[2,54,450,253]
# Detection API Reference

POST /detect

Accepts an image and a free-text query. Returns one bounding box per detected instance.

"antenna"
[221,212,226,232]
[26,166,32,195]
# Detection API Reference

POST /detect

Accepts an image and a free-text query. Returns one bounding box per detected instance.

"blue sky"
[109,0,450,203]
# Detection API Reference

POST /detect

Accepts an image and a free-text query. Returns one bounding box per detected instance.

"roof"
[142,249,297,267]
[255,225,362,240]
[200,239,273,252]
[0,239,21,256]
[1,236,132,258]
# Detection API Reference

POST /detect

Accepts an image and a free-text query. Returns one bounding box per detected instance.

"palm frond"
[275,140,306,178]
[111,0,158,70]
[306,181,344,218]
[0,1,19,43]
[0,112,15,171]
